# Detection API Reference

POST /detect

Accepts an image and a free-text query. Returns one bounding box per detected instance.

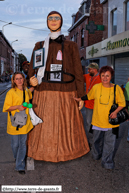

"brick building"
[86,0,129,85]
[68,0,103,73]
[0,30,20,75]
[0,30,12,75]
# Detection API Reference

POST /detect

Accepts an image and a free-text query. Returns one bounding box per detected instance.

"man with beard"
[84,63,101,147]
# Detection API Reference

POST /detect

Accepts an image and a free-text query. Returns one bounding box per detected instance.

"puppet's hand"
[79,100,84,110]
[30,76,38,86]
[73,97,82,101]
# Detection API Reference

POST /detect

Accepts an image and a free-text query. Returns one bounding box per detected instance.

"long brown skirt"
[27,90,90,162]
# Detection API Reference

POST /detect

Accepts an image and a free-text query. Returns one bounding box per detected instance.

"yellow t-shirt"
[3,87,33,135]
[87,83,126,128]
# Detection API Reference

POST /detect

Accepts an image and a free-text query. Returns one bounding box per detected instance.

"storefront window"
[112,9,117,36]
[126,1,129,31]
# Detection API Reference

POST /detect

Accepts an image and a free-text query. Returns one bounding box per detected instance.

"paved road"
[0,82,11,94]
[0,89,129,193]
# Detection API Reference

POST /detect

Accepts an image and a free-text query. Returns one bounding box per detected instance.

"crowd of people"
[2,11,129,175]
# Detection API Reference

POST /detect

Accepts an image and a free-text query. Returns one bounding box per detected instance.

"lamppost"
[11,39,18,46]
[2,22,12,34]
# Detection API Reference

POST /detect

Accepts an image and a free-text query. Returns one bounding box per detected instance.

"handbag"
[29,108,43,126]
[9,90,27,130]
[109,84,129,125]
[10,110,27,128]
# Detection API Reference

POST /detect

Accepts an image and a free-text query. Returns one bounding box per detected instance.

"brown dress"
[27,38,90,162]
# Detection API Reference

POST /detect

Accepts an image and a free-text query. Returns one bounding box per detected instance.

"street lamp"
[11,39,18,46]
[2,22,12,34]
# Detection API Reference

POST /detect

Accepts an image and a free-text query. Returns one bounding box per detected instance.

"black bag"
[109,85,129,125]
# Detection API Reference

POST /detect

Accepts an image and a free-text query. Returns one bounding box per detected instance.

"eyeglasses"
[48,16,61,21]
[99,85,111,105]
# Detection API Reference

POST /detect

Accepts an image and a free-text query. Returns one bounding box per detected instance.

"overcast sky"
[0,0,81,60]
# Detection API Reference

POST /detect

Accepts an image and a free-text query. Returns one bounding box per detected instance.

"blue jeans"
[92,129,116,169]
[11,134,27,171]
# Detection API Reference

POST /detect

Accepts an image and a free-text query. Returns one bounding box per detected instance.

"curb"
[0,87,11,96]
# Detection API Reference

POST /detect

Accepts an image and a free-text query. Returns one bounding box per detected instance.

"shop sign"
[86,31,129,59]
[86,21,104,34]
[104,38,129,51]
[88,46,99,57]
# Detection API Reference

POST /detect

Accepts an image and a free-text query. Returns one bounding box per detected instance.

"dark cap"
[22,61,30,66]
[86,63,99,69]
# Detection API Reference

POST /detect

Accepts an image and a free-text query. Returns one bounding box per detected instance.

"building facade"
[68,0,104,73]
[0,30,19,75]
[86,0,129,85]
[12,51,20,72]
[0,30,12,75]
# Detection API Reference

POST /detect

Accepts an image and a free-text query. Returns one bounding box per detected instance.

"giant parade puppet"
[27,11,90,162]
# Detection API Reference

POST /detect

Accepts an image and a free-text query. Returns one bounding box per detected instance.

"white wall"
[108,0,127,37]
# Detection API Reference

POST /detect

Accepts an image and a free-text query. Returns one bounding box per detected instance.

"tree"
[18,53,27,71]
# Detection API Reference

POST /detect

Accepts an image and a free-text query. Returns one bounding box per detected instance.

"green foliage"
[18,53,27,71]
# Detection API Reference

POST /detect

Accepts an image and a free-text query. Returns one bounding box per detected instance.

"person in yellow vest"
[3,72,34,174]
[74,66,125,170]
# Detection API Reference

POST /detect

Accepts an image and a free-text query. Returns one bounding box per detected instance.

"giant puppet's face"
[47,14,61,32]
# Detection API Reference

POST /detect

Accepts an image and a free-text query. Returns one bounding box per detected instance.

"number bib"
[50,64,62,82]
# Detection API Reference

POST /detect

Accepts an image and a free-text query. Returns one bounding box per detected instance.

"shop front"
[86,30,129,85]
